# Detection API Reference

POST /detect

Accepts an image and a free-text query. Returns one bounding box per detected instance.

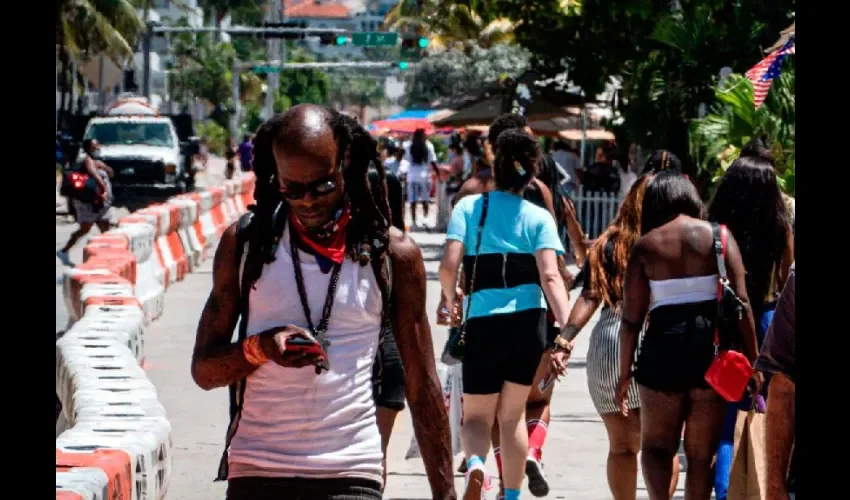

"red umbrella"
[370,118,436,135]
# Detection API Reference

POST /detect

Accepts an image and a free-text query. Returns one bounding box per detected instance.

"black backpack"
[60,168,100,203]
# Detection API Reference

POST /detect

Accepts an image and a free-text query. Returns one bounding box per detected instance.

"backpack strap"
[215,211,254,482]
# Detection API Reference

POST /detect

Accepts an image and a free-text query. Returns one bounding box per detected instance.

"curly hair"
[243,106,392,305]
[488,113,529,147]
[588,174,653,307]
[709,155,789,303]
[493,129,540,192]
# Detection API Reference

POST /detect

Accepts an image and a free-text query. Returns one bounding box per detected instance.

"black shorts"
[461,308,547,395]
[227,477,382,500]
[372,328,406,411]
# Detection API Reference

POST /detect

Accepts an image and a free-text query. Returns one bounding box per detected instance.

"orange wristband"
[243,335,268,366]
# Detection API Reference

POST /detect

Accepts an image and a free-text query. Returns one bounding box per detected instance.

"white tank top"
[228,223,384,483]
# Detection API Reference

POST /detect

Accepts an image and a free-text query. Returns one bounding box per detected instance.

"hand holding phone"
[256,325,327,369]
[285,336,327,359]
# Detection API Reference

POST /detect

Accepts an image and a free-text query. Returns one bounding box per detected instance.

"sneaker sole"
[526,459,550,497]
[464,468,485,500]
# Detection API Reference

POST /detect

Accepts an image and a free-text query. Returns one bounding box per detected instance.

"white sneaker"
[463,466,490,500]
[526,456,550,497]
[56,250,74,267]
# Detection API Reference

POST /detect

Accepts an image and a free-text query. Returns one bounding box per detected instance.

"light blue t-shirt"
[446,191,565,319]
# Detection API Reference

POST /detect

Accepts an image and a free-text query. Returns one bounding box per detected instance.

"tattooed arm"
[389,228,456,500]
[191,222,260,390]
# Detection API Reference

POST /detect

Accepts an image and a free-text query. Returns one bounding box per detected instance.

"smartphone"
[285,337,327,358]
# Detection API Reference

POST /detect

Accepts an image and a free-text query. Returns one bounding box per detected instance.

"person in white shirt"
[404,128,438,227]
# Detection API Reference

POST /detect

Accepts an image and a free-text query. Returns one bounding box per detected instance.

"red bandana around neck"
[288,203,352,264]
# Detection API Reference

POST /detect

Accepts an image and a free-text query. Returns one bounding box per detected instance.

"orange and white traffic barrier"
[239,172,256,211]
[167,197,203,271]
[115,220,164,324]
[208,186,229,237]
[222,180,240,224]
[197,190,219,250]
[56,179,256,500]
[135,205,173,288]
[177,192,208,263]
[62,270,134,327]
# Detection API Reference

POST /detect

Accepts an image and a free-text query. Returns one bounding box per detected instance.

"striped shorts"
[586,307,641,415]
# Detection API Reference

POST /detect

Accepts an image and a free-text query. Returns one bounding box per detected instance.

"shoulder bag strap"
[460,193,490,333]
[711,222,728,354]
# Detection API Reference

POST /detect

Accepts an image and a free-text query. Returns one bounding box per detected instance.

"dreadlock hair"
[243,106,393,304]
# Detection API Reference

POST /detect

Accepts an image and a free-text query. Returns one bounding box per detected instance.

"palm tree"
[689,66,795,194]
[56,0,145,116]
[383,0,515,52]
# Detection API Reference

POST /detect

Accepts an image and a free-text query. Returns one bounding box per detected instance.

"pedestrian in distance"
[57,139,114,268]
[190,104,455,500]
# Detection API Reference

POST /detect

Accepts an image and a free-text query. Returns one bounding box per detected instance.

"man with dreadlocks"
[191,104,455,500]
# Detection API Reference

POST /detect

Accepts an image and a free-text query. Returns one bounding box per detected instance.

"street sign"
[252,65,281,74]
[351,32,398,47]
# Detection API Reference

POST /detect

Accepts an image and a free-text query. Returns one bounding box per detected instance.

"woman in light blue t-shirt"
[439,130,572,500]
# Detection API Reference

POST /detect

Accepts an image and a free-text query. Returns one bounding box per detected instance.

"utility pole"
[142,0,152,98]
[263,0,281,119]
[230,61,241,139]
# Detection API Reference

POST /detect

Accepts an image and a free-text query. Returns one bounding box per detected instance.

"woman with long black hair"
[552,173,681,500]
[708,154,794,500]
[404,128,438,227]
[616,171,760,500]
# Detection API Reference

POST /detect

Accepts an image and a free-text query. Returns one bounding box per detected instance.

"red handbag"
[704,224,753,402]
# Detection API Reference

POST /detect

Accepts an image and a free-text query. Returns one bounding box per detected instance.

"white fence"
[571,187,623,240]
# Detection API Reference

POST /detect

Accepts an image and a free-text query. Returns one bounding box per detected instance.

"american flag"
[745,36,795,109]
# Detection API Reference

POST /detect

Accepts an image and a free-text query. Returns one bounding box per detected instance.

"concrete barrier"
[57,179,251,500]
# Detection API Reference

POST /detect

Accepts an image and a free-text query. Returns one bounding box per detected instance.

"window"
[85,122,175,148]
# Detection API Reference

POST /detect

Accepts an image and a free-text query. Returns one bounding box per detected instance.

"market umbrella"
[370,118,436,135]
[430,87,585,127]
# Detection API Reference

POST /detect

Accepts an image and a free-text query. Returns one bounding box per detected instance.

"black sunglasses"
[279,161,343,200]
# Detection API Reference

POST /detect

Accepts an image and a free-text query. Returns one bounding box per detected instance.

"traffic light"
[400,36,429,60]
[396,61,409,71]
[319,33,348,46]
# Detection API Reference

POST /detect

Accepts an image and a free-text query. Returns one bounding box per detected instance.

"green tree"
[56,0,145,114]
[405,43,530,105]
[384,0,516,52]
[481,0,794,165]
[276,48,331,109]
[690,63,795,195]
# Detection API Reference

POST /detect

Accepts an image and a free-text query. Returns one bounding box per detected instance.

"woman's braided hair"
[242,106,393,307]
